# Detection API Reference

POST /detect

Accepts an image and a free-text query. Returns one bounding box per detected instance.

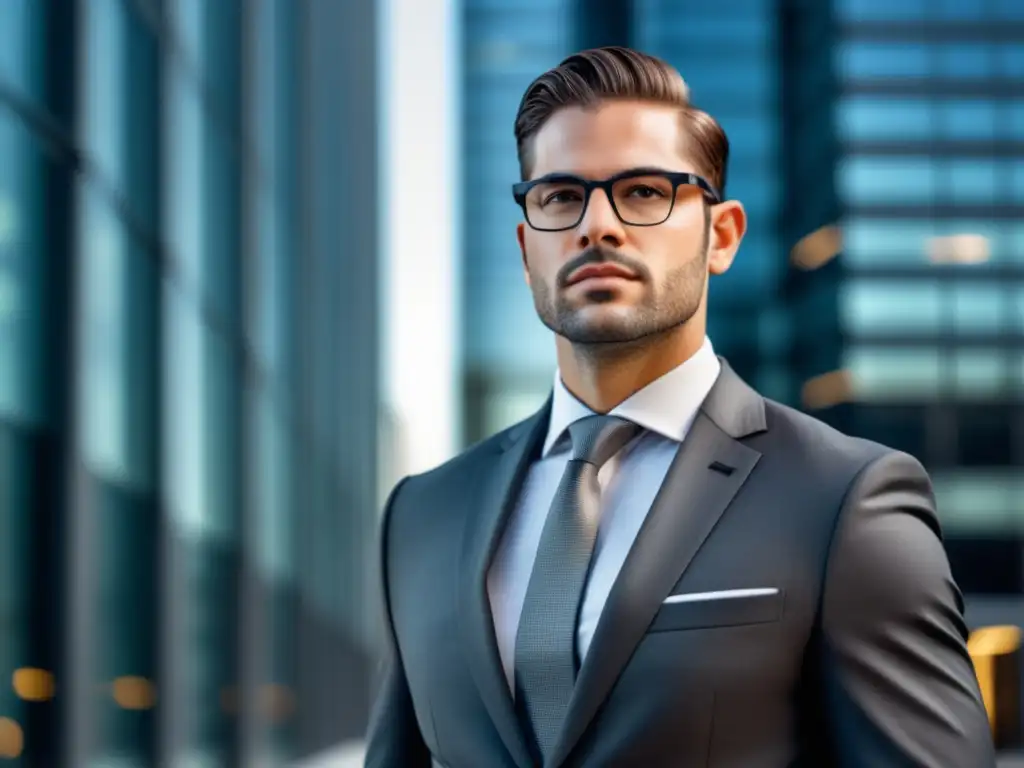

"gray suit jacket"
[365,361,995,767]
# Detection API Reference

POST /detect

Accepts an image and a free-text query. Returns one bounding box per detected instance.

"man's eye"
[625,185,664,199]
[543,189,583,205]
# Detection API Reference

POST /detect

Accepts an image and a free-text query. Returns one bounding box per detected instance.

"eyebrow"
[532,166,683,183]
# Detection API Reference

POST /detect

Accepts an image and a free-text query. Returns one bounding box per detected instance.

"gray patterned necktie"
[514,414,641,761]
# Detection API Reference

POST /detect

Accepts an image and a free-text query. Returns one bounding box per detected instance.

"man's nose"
[576,189,626,249]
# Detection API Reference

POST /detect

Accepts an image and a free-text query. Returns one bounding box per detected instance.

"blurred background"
[1,0,1024,765]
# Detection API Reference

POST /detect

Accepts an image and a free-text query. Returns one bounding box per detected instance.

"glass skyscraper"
[0,1,382,764]
[456,0,1024,600]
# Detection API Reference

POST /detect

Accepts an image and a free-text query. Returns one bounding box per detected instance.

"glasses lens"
[611,175,675,225]
[525,181,586,230]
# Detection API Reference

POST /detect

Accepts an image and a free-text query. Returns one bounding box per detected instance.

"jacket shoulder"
[759,396,904,474]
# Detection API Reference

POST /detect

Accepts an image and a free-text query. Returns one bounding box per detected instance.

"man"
[365,47,994,767]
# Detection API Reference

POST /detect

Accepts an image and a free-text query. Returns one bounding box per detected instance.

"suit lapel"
[548,362,766,768]
[459,402,550,768]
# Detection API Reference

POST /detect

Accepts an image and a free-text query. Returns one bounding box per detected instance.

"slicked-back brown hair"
[514,46,729,197]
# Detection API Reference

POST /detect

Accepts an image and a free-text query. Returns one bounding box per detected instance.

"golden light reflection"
[111,676,157,710]
[801,369,854,411]
[790,225,842,271]
[968,625,1021,734]
[0,718,23,759]
[12,668,55,702]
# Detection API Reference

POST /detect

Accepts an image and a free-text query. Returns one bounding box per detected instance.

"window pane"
[837,157,935,205]
[843,218,1005,266]
[936,0,990,20]
[946,159,997,206]
[84,0,127,186]
[938,100,1000,141]
[836,98,933,142]
[840,281,941,334]
[836,42,931,80]
[165,73,204,291]
[995,0,1024,19]
[846,347,941,399]
[0,111,45,427]
[954,349,1010,397]
[937,44,993,79]
[835,0,929,20]
[843,219,936,266]
[934,471,1024,534]
[953,284,1006,334]
[78,186,131,483]
[0,0,34,95]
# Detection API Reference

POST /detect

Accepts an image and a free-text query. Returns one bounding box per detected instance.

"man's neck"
[555,324,706,414]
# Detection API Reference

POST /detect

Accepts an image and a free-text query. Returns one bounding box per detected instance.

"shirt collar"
[543,336,722,456]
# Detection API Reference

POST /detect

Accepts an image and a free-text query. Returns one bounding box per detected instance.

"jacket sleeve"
[818,450,996,767]
[364,477,432,768]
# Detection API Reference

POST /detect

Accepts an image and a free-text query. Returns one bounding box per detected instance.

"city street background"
[1,0,1024,764]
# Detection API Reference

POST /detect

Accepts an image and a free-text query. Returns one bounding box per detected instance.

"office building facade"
[827,0,1024,592]
[458,0,1024,598]
[0,0,383,764]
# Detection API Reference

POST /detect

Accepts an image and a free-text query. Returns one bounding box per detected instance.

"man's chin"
[557,316,656,346]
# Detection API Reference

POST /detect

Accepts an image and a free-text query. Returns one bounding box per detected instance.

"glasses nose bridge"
[581,178,619,223]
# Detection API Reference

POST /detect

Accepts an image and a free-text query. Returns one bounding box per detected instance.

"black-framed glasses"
[512,167,721,232]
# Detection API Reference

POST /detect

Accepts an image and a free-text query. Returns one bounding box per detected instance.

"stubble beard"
[531,242,709,349]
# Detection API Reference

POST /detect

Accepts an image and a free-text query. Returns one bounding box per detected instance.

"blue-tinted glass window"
[165,74,204,294]
[838,157,1001,206]
[844,217,1007,267]
[840,280,942,334]
[938,100,1000,141]
[0,111,44,428]
[842,280,1011,338]
[953,284,1007,334]
[174,0,204,68]
[638,10,770,48]
[79,185,132,483]
[0,0,35,96]
[999,223,1024,263]
[835,0,929,21]
[835,98,934,142]
[936,0,992,19]
[998,44,1024,78]
[836,43,931,80]
[937,44,993,79]
[843,218,936,266]
[837,157,935,205]
[945,159,997,205]
[84,0,126,187]
[994,0,1024,18]
[845,346,941,399]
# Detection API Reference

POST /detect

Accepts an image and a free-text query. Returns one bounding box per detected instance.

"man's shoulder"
[758,394,901,475]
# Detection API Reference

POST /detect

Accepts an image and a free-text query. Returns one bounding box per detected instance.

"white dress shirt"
[486,337,722,693]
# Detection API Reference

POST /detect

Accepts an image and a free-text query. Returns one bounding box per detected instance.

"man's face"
[516,100,737,346]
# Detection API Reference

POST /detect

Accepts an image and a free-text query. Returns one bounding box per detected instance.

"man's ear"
[517,221,531,286]
[707,200,747,276]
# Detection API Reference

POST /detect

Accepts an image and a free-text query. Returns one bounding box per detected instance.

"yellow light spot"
[969,625,1021,657]
[968,626,1021,732]
[801,369,854,410]
[790,225,842,271]
[111,677,157,710]
[12,668,55,702]
[0,718,23,758]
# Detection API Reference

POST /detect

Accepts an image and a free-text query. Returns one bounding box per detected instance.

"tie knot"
[567,415,640,469]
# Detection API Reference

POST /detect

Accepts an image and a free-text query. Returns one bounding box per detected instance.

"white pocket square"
[662,587,779,605]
